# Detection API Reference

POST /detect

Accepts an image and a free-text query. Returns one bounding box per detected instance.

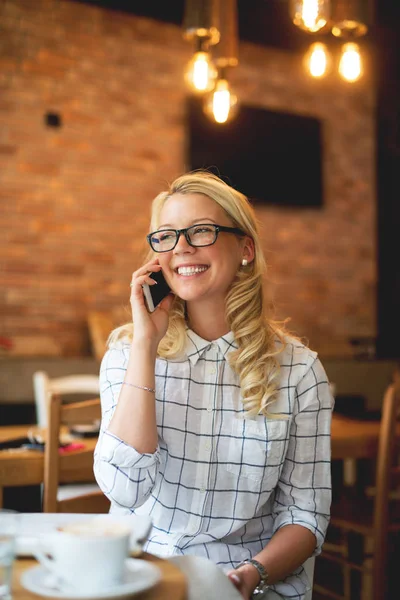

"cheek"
[157,256,173,282]
[158,255,171,270]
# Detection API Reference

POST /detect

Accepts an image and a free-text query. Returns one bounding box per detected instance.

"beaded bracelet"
[122,381,155,393]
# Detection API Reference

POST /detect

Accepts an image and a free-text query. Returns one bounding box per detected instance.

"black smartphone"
[142,269,171,312]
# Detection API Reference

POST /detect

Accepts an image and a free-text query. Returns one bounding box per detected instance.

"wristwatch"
[235,558,270,597]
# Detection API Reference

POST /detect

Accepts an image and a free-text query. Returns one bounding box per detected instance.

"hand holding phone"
[142,269,172,312]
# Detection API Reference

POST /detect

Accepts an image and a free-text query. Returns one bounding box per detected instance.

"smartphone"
[142,269,171,312]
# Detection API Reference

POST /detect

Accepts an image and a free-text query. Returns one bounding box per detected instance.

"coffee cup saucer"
[21,558,161,599]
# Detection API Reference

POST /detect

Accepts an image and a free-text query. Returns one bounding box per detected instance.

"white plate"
[21,558,161,600]
[16,514,152,558]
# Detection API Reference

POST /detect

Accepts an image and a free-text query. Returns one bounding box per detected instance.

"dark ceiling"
[73,0,399,53]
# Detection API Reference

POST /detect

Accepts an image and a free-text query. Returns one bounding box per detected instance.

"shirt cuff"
[273,510,329,555]
[98,430,160,469]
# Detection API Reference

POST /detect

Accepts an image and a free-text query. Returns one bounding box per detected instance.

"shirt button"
[205,441,212,451]
[207,406,213,413]
[200,486,206,494]
[209,367,216,375]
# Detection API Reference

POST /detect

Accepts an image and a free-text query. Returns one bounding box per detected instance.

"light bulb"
[204,78,238,124]
[185,51,217,93]
[338,42,362,82]
[290,0,331,33]
[305,42,329,78]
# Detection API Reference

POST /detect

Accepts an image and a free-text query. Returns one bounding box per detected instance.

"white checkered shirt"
[94,330,333,599]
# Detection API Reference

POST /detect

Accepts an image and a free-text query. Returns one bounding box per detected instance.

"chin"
[176,290,202,303]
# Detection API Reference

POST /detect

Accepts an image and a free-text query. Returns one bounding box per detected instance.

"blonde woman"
[94,171,333,600]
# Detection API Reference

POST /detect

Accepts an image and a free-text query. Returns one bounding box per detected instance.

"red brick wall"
[0,0,376,358]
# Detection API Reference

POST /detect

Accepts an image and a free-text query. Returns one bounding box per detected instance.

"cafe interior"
[1,0,400,599]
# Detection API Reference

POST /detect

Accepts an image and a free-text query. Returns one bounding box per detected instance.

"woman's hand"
[226,564,260,600]
[129,260,174,347]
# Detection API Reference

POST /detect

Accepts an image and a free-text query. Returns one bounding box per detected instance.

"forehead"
[159,192,228,225]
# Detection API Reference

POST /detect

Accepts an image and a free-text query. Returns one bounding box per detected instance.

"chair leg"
[342,531,352,600]
[361,536,373,600]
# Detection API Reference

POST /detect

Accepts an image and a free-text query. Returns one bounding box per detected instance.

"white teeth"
[177,266,208,276]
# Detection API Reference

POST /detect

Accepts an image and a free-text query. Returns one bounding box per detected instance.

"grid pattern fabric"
[94,330,333,599]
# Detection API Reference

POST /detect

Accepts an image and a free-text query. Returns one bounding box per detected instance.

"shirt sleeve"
[93,343,161,510]
[272,353,333,555]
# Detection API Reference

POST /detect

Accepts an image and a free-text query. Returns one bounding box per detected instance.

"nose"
[173,231,194,254]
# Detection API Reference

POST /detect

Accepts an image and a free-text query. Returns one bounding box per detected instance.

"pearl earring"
[241,259,248,267]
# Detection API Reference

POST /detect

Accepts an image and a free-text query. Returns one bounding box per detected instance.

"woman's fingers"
[130,262,161,291]
[226,572,248,600]
[135,261,161,278]
[158,293,174,313]
[131,274,157,288]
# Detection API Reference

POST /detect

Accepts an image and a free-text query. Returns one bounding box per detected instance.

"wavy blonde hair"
[110,170,289,416]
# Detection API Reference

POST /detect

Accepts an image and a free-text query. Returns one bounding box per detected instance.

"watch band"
[235,558,270,596]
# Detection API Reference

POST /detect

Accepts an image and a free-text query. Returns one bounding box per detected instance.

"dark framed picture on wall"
[186,97,324,208]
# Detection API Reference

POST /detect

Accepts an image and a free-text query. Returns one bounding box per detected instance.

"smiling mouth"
[175,265,209,276]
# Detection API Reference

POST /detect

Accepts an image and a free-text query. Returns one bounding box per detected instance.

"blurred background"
[0,0,399,364]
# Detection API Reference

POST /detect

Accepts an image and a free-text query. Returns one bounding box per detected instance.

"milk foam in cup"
[34,520,131,592]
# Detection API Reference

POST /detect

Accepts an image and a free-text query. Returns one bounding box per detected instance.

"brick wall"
[0,0,376,358]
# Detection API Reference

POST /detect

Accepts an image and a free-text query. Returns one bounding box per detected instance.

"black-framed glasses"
[147,223,246,253]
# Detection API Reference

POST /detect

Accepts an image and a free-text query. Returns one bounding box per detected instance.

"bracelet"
[122,381,155,393]
[235,558,270,597]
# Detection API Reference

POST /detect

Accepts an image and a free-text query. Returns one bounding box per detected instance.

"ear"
[242,236,255,264]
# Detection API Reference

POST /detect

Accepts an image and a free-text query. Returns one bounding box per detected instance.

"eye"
[158,231,176,242]
[192,225,215,235]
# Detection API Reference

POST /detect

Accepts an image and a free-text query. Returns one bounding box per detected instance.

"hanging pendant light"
[204,70,238,124]
[290,0,331,33]
[184,38,218,93]
[183,0,220,45]
[331,0,371,38]
[304,42,330,78]
[183,0,220,93]
[203,0,239,124]
[338,42,362,81]
[212,0,238,69]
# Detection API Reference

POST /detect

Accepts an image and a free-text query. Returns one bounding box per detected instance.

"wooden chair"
[33,371,109,513]
[33,371,101,429]
[315,379,400,600]
[44,393,110,513]
[87,310,115,362]
[0,449,44,509]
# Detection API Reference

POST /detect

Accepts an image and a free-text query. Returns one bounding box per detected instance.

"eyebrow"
[157,218,218,229]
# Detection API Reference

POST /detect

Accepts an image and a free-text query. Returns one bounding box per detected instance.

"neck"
[186,300,230,341]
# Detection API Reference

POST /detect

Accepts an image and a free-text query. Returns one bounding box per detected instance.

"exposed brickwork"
[0,0,376,358]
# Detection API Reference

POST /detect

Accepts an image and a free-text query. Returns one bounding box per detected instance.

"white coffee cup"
[34,520,131,592]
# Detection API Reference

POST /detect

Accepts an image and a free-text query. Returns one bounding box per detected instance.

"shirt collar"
[185,328,238,365]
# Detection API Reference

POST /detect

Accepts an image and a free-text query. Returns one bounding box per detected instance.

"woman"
[94,171,333,599]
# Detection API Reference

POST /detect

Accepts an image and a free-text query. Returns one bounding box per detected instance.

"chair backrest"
[372,376,400,599]
[33,371,100,427]
[87,310,114,362]
[43,392,109,513]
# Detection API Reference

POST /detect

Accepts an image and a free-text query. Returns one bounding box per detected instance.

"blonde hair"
[110,170,289,417]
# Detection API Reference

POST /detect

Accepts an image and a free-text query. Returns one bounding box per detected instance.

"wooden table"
[331,413,400,485]
[0,425,98,507]
[331,414,400,460]
[2,416,400,497]
[13,553,186,600]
